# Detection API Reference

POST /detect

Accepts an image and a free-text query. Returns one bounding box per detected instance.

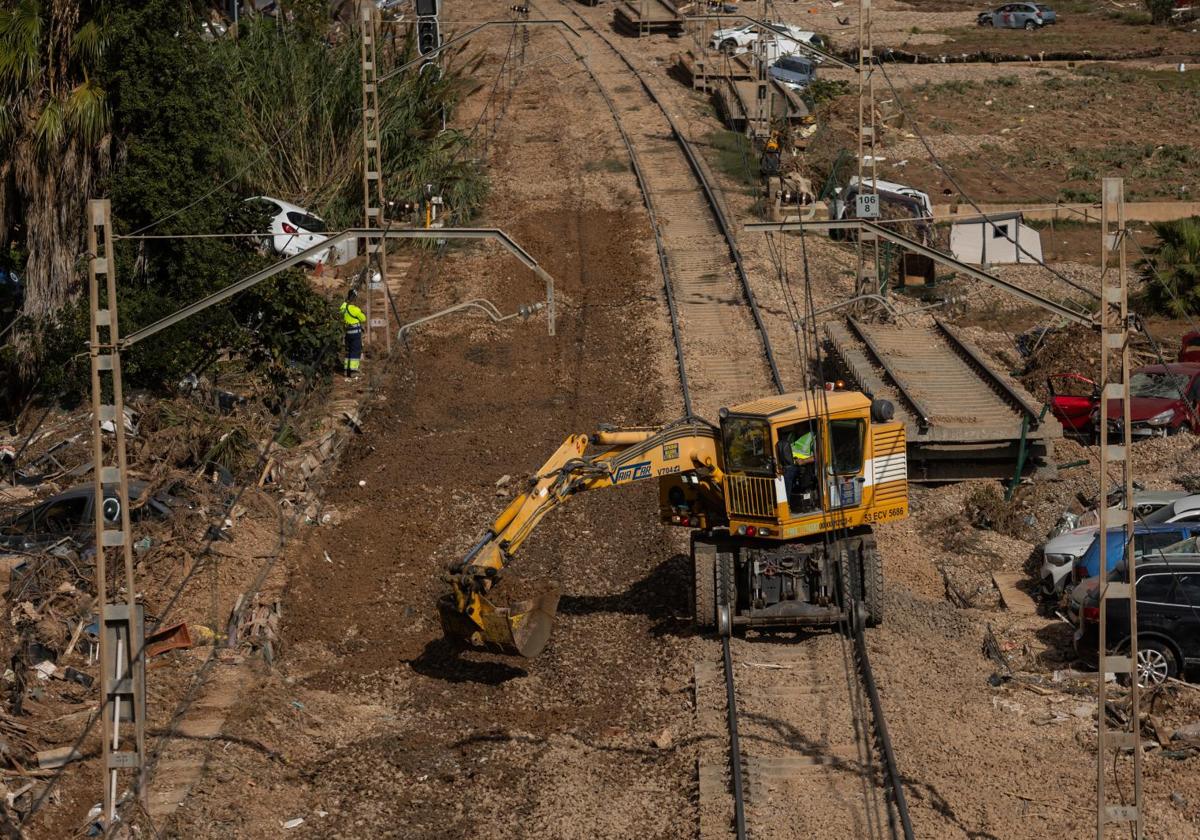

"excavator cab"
[688,391,907,633]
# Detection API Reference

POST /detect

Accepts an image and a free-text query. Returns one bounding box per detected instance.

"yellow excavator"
[438,388,909,657]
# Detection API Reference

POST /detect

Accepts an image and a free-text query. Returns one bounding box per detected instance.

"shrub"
[1137,216,1200,318]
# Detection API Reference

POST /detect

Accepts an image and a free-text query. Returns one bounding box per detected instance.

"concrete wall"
[933,201,1200,224]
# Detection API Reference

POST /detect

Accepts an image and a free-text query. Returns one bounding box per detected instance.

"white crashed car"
[760,24,829,61]
[245,196,354,268]
[710,22,759,53]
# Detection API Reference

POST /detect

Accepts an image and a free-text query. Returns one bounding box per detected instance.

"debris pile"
[0,373,363,827]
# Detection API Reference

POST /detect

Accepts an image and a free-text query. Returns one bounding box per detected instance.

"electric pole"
[87,199,146,824]
[1095,176,1143,839]
[360,1,391,351]
[855,0,881,303]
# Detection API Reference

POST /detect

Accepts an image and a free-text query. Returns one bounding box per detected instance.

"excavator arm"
[438,417,722,657]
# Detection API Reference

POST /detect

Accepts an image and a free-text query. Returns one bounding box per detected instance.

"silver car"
[979,3,1057,28]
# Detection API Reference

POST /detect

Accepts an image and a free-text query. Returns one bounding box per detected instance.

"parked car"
[978,3,1057,28]
[768,54,818,91]
[245,196,352,268]
[1074,556,1200,686]
[1069,537,1200,620]
[761,24,828,57]
[1070,520,1200,587]
[1040,490,1185,595]
[1095,363,1200,439]
[0,481,167,553]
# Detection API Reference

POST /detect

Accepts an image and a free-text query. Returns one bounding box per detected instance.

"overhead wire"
[736,7,892,821]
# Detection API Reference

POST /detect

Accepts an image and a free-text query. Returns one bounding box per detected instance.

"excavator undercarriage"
[692,528,883,634]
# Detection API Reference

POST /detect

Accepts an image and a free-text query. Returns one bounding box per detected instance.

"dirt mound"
[1018,325,1099,403]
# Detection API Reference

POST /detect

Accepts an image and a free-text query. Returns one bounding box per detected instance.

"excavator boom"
[439,417,721,656]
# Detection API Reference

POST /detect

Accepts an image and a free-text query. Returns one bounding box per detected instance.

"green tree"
[1138,216,1200,318]
[34,0,340,400]
[220,15,485,227]
[5,0,486,409]
[105,0,338,390]
[0,0,113,334]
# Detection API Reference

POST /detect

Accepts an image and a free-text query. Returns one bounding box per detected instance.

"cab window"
[829,418,866,475]
[721,417,773,474]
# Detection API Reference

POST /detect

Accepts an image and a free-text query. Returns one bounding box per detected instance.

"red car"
[1047,373,1099,435]
[1180,330,1200,364]
[1099,363,1200,438]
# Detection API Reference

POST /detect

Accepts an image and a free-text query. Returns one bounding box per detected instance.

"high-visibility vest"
[340,302,366,327]
[791,431,814,461]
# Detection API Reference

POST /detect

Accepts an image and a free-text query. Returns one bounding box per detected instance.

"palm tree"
[1138,217,1200,318]
[0,0,113,355]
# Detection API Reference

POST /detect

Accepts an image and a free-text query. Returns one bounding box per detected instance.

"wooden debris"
[992,572,1039,615]
[36,746,82,769]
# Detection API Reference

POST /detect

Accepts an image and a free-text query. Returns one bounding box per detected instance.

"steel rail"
[375,20,579,83]
[854,620,915,838]
[548,10,694,417]
[934,318,1044,428]
[556,6,910,839]
[569,6,785,395]
[847,316,934,434]
[549,4,753,836]
[721,634,748,840]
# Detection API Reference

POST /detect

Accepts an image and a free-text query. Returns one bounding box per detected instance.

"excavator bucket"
[438,582,560,658]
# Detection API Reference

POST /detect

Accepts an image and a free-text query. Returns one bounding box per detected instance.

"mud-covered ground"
[116,2,1200,838]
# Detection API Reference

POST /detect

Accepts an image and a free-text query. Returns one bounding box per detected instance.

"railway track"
[547,0,781,419]
[826,316,1060,481]
[543,4,913,837]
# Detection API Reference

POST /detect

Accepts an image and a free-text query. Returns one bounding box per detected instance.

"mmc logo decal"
[614,461,652,483]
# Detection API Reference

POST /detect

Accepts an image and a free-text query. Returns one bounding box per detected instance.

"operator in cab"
[790,427,815,464]
[782,422,819,515]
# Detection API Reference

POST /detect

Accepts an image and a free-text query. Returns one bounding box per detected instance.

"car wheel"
[1024,20,1037,29]
[720,38,738,55]
[1132,640,1178,688]
[980,17,993,26]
